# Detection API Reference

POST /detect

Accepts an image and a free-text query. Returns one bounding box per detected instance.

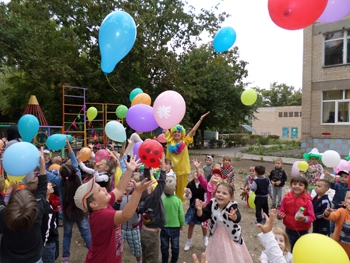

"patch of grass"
[241,140,302,158]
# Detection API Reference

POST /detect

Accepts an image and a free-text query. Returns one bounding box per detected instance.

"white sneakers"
[203,236,209,246]
[184,241,191,251]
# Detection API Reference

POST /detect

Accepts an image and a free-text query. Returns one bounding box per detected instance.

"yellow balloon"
[87,107,98,121]
[293,233,348,263]
[241,89,258,106]
[7,175,26,183]
[298,161,309,172]
[248,191,256,209]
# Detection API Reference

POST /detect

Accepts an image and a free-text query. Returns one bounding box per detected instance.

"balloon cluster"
[268,0,350,30]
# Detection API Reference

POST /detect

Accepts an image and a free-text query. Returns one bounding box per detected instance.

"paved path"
[192,146,303,165]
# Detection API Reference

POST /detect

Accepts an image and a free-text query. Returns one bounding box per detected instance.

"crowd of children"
[3,126,350,263]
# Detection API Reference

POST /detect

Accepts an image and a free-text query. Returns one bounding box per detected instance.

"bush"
[267,135,279,140]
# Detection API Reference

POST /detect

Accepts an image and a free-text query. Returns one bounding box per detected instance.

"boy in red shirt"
[74,156,154,263]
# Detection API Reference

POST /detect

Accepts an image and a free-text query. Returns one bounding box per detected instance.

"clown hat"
[303,148,322,161]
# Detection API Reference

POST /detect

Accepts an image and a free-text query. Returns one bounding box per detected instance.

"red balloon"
[138,139,164,168]
[95,149,110,162]
[268,0,328,30]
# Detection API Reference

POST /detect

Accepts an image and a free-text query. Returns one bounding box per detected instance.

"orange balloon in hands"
[79,147,92,162]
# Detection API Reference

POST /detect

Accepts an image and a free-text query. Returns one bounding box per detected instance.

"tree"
[0,0,229,125]
[260,82,302,107]
[176,44,257,145]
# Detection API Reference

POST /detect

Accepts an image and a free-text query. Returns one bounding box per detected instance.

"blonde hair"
[272,227,291,253]
[52,156,63,165]
[275,157,283,164]
[249,166,255,171]
[213,163,221,170]
[222,156,232,162]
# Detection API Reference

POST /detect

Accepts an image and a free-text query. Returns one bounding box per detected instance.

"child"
[269,158,287,209]
[249,165,273,224]
[165,158,176,180]
[243,167,255,208]
[183,168,207,251]
[323,191,350,258]
[43,149,52,169]
[221,156,234,184]
[258,226,293,263]
[74,155,153,263]
[161,175,184,263]
[195,182,253,263]
[138,155,167,263]
[51,156,63,166]
[277,175,316,251]
[303,148,323,194]
[312,179,331,236]
[47,137,91,263]
[77,153,115,188]
[113,172,143,263]
[203,155,213,182]
[0,148,47,263]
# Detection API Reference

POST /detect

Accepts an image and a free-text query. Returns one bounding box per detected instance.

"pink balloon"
[153,91,186,129]
[157,134,166,143]
[317,0,350,23]
[95,149,110,162]
[333,159,350,174]
[291,161,300,177]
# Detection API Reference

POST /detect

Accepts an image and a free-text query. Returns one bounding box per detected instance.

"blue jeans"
[42,242,56,263]
[160,227,180,263]
[62,214,91,257]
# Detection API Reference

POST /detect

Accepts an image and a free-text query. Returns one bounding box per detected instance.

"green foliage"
[242,140,302,157]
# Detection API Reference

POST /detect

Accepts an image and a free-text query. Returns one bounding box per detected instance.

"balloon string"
[105,75,119,94]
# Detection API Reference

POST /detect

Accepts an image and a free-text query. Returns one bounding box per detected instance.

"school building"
[252,106,302,140]
[301,14,350,155]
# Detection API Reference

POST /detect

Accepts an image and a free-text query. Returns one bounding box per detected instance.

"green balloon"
[241,89,257,106]
[116,105,128,119]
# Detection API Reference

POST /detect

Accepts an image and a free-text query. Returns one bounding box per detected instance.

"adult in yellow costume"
[164,112,210,202]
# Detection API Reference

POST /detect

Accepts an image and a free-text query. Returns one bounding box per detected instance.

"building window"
[294,112,299,117]
[289,112,293,117]
[322,90,350,124]
[291,127,298,139]
[283,112,288,117]
[300,112,302,117]
[324,30,350,66]
[282,127,289,138]
[278,112,282,117]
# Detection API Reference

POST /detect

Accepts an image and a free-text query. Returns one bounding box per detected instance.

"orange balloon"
[79,147,92,162]
[131,93,151,106]
[49,164,61,170]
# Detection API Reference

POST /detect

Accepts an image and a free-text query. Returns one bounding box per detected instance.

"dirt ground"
[58,156,292,263]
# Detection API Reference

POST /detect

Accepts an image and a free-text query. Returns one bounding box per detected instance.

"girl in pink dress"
[195,182,253,263]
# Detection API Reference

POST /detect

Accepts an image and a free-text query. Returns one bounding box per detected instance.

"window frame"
[323,29,349,66]
[321,90,350,125]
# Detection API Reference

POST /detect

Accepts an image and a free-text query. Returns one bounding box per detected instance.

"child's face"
[274,233,286,252]
[205,157,212,165]
[223,159,231,167]
[165,162,171,171]
[215,185,233,208]
[210,173,222,185]
[339,173,349,185]
[314,181,328,196]
[96,160,109,172]
[44,154,51,164]
[275,161,282,169]
[291,181,306,196]
[172,130,182,140]
[249,168,255,176]
[92,184,111,207]
[126,180,134,192]
[47,182,54,195]
[310,157,318,165]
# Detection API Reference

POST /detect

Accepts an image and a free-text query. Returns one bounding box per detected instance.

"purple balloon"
[317,0,350,23]
[133,141,143,160]
[126,104,158,132]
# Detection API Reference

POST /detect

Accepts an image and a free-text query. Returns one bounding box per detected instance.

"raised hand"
[195,199,203,211]
[256,209,277,233]
[201,111,210,120]
[192,158,201,169]
[133,178,155,193]
[125,155,141,172]
[226,207,238,221]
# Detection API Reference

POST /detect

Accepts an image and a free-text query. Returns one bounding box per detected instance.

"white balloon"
[291,161,300,177]
[322,150,341,168]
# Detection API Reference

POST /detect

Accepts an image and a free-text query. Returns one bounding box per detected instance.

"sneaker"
[203,236,209,247]
[62,257,69,263]
[184,241,191,251]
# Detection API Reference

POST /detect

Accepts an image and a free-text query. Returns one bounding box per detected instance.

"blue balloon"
[18,114,39,142]
[105,121,126,142]
[46,134,72,151]
[129,87,143,102]
[213,26,237,53]
[99,11,137,74]
[126,104,158,132]
[3,142,39,176]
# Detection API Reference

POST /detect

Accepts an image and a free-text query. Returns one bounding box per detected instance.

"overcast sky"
[188,0,304,90]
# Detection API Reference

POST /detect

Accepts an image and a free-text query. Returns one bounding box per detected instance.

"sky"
[188,0,304,90]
